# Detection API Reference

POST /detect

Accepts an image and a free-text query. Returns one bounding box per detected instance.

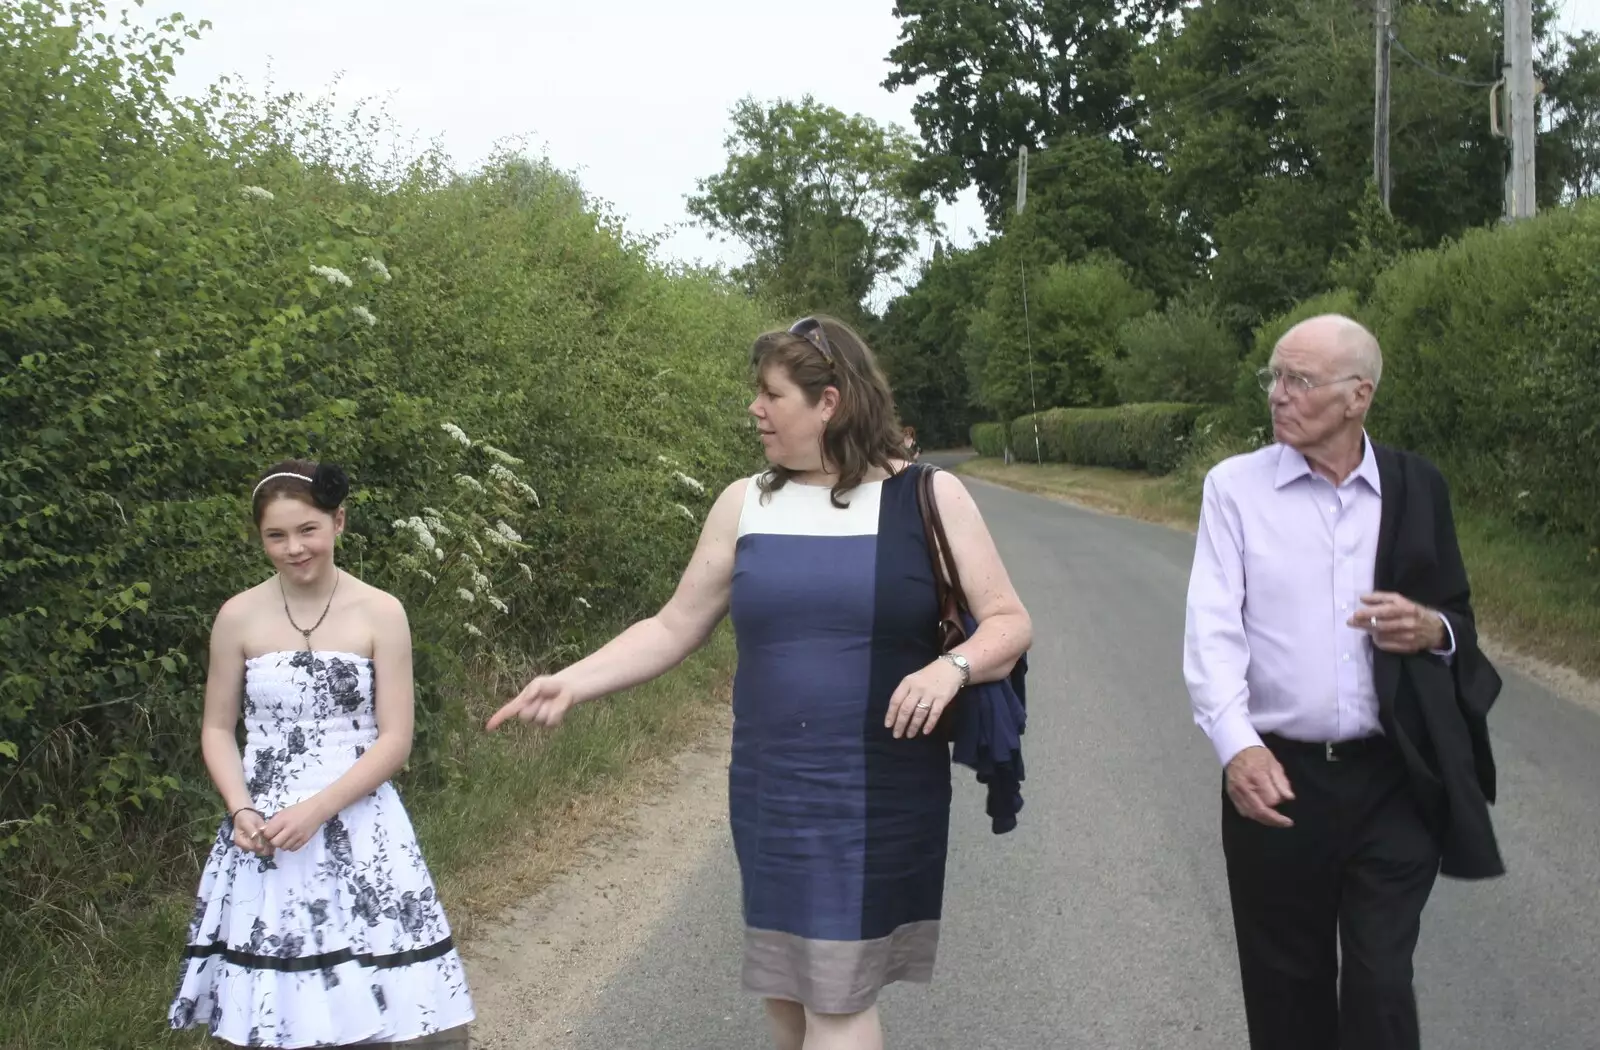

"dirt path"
[459,708,733,1049]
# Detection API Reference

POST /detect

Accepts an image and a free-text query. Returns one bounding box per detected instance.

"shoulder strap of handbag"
[915,463,969,614]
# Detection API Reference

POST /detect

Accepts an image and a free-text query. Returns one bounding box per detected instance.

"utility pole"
[1374,0,1392,210]
[1504,0,1537,220]
[1016,145,1028,215]
[1014,146,1041,466]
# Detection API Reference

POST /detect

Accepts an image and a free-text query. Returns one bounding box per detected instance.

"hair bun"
[310,463,350,510]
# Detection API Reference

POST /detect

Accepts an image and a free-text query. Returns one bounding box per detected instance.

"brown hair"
[251,459,344,526]
[750,316,907,508]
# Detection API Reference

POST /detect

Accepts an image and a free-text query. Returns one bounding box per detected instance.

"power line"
[1390,36,1501,88]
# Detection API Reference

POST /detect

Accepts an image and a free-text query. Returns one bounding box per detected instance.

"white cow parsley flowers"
[392,517,437,551]
[310,264,353,288]
[481,444,523,466]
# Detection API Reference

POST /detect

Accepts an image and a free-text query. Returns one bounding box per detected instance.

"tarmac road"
[552,464,1600,1049]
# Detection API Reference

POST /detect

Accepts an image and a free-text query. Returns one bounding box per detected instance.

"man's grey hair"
[1338,317,1383,389]
[1281,314,1384,390]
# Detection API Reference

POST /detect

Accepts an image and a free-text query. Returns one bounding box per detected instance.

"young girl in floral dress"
[169,460,474,1047]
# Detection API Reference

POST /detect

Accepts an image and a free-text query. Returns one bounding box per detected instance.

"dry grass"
[0,629,737,1050]
[957,457,1600,681]
[957,458,1200,530]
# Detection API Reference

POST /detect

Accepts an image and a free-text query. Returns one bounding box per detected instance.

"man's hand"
[1350,592,1447,653]
[1226,746,1296,828]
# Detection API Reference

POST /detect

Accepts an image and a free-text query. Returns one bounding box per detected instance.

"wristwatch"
[939,652,971,688]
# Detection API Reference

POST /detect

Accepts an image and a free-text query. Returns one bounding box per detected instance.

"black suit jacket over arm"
[1374,444,1505,880]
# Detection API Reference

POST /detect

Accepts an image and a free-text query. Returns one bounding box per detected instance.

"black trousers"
[1221,734,1442,1050]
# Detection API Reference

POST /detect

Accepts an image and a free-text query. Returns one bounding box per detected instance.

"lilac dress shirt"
[1183,437,1455,768]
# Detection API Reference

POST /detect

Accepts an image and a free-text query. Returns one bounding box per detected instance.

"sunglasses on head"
[789,316,834,363]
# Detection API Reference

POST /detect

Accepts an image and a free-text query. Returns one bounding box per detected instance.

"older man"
[1183,314,1504,1050]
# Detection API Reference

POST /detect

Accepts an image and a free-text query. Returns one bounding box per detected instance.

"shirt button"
[1329,505,1338,513]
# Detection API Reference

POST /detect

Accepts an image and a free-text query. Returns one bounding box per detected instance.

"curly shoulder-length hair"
[750,315,908,508]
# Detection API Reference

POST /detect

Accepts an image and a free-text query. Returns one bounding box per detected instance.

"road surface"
[485,464,1600,1049]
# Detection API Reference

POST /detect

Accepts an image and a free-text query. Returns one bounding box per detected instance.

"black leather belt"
[1262,732,1388,763]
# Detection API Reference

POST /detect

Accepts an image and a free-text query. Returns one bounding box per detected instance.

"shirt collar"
[1275,431,1381,494]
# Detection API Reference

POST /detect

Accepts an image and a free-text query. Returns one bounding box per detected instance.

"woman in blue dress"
[489,316,1032,1049]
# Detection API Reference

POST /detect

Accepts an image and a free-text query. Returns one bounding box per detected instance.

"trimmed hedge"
[979,403,1210,474]
[970,421,1010,457]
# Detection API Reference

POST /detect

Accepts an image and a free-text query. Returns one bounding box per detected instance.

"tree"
[1110,294,1241,405]
[1543,31,1600,203]
[873,240,999,446]
[1135,0,1518,333]
[967,253,1155,417]
[1001,133,1195,301]
[686,96,937,320]
[883,0,1179,224]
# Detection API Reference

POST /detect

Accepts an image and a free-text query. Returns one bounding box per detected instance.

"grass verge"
[956,457,1600,680]
[0,628,736,1050]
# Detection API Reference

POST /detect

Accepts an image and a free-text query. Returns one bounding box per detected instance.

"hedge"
[1230,198,1600,548]
[975,403,1210,474]
[970,422,1010,457]
[1364,202,1600,547]
[0,3,768,930]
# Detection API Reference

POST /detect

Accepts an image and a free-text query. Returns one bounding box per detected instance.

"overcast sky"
[140,0,1600,301]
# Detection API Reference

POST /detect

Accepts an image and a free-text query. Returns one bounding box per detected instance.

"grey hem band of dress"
[741,921,941,1014]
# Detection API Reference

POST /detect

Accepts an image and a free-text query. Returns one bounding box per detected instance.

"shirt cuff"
[1210,713,1266,769]
[1430,613,1457,659]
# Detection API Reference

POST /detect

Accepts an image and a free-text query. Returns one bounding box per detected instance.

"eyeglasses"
[789,316,834,363]
[1256,367,1364,396]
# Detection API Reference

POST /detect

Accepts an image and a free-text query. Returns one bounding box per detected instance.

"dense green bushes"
[1215,202,1600,548]
[1109,297,1240,406]
[1363,203,1600,547]
[967,255,1156,418]
[977,404,1209,474]
[0,1,767,937]
[975,196,1600,556]
[970,422,1010,458]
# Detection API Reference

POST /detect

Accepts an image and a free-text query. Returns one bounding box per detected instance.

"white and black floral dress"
[169,650,474,1048]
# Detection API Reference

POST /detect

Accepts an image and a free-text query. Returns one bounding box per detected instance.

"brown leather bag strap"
[916,464,968,613]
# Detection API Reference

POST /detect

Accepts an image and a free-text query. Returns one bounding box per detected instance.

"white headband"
[252,472,313,500]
